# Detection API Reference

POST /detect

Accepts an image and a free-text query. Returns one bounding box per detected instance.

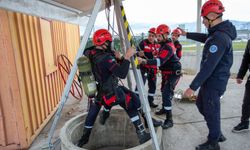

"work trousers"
[196,86,224,141]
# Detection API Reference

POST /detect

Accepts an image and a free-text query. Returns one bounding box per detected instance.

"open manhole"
[60,109,162,150]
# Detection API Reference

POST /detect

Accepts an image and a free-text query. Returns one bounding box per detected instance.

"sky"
[88,0,250,35]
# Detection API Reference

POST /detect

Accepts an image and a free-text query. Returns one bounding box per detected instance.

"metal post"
[114,6,133,89]
[196,0,202,72]
[47,0,102,149]
[114,1,160,150]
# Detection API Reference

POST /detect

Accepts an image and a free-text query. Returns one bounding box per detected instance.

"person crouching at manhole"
[137,24,182,129]
[77,29,151,147]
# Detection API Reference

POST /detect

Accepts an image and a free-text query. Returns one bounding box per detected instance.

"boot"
[155,108,165,115]
[99,110,110,125]
[218,133,226,142]
[141,111,162,128]
[148,96,158,108]
[144,117,163,128]
[162,110,173,129]
[133,118,151,144]
[77,127,92,147]
[149,102,158,108]
[136,123,151,144]
[232,121,249,133]
[196,140,220,150]
[152,118,163,127]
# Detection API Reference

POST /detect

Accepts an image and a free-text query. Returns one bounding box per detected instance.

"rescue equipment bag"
[77,56,97,98]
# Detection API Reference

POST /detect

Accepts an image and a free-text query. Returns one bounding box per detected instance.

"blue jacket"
[187,20,237,91]
[84,47,130,82]
[237,40,250,79]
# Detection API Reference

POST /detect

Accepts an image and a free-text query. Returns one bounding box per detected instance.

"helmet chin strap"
[161,34,167,41]
[161,34,165,40]
[204,13,223,28]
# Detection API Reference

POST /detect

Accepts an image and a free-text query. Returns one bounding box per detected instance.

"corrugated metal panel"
[0,8,80,149]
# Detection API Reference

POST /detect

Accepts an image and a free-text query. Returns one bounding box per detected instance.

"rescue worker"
[180,0,237,149]
[171,28,182,59]
[232,40,250,133]
[138,24,182,129]
[135,27,159,108]
[77,29,151,147]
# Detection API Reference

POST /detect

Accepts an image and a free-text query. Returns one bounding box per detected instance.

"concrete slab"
[29,74,250,150]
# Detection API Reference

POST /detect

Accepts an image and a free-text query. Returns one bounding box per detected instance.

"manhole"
[60,109,162,150]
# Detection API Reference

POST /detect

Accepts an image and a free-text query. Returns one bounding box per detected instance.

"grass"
[182,41,247,51]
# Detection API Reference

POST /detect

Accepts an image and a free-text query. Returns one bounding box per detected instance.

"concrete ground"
[29,74,250,150]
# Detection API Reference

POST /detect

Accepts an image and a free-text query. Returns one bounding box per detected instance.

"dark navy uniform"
[235,40,250,126]
[83,47,141,126]
[146,39,181,128]
[174,40,182,59]
[187,20,236,142]
[135,39,159,106]
[77,47,150,146]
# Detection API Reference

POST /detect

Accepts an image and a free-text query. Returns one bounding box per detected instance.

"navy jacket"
[237,40,250,79]
[84,47,130,83]
[187,20,237,91]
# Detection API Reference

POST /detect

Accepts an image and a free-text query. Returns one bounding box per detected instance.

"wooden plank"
[54,73,59,105]
[0,9,7,146]
[7,11,30,148]
[0,9,33,148]
[0,144,22,150]
[22,14,39,131]
[28,104,58,145]
[51,73,57,106]
[65,23,80,66]
[16,13,35,136]
[48,75,55,108]
[51,21,67,104]
[28,16,43,124]
[45,77,52,112]
[55,72,60,104]
[35,18,49,117]
[0,96,6,146]
[39,19,57,75]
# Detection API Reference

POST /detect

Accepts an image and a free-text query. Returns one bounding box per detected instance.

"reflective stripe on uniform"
[156,58,161,67]
[148,93,155,97]
[104,108,110,112]
[164,106,172,110]
[84,125,93,129]
[130,115,140,122]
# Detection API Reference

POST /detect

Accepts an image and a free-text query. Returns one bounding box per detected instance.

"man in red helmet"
[135,27,160,108]
[77,29,151,147]
[179,0,237,149]
[138,24,182,130]
[171,28,182,59]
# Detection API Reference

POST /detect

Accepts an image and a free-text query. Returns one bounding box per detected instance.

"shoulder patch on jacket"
[209,45,218,53]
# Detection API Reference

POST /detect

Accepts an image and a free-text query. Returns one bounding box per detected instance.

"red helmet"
[156,24,171,35]
[172,28,182,35]
[201,0,225,17]
[148,27,156,34]
[93,29,112,46]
